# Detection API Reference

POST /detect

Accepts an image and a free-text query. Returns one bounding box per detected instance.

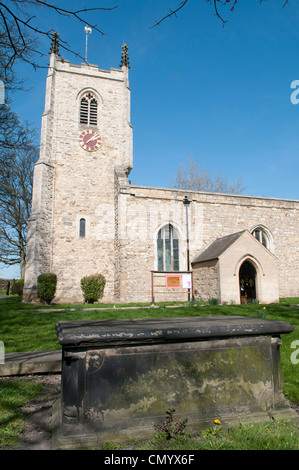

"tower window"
[79,218,86,238]
[157,224,180,271]
[80,92,98,126]
[80,97,88,124]
[89,98,97,125]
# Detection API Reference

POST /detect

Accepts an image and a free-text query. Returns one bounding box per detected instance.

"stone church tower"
[23,38,132,302]
[24,35,299,305]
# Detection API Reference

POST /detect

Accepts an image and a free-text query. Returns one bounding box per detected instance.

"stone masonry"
[23,47,299,304]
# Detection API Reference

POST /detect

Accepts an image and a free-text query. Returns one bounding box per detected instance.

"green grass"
[0,296,299,402]
[0,296,298,449]
[0,379,42,448]
[126,419,299,450]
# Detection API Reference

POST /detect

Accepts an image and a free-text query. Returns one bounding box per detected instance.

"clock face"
[79,129,101,152]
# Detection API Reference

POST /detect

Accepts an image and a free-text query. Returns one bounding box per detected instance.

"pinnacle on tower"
[120,43,130,68]
[50,31,60,55]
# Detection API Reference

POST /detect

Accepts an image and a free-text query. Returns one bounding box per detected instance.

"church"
[23,41,299,305]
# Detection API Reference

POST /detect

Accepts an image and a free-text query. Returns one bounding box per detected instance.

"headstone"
[53,316,298,449]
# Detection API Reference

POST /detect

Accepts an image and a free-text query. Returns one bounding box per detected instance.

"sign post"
[151,271,194,305]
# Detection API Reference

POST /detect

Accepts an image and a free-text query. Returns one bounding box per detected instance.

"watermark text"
[0,340,4,364]
[290,80,299,104]
[290,340,299,365]
[0,80,4,104]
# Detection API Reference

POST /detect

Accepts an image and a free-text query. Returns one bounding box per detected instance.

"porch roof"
[192,231,246,264]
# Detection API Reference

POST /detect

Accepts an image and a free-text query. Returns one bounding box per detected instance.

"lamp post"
[183,195,190,300]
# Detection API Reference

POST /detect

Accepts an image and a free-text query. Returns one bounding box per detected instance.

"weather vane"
[85,26,92,63]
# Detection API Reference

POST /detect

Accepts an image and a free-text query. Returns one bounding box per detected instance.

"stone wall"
[23,54,57,302]
[24,54,133,303]
[118,185,299,303]
[24,52,299,305]
[192,261,219,301]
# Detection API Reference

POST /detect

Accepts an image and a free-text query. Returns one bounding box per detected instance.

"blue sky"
[1,0,299,278]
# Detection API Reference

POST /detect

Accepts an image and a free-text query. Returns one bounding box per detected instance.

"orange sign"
[166,275,182,288]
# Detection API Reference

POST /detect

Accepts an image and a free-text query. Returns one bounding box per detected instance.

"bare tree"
[151,0,289,28]
[0,105,38,277]
[171,155,245,194]
[0,1,117,73]
[0,105,36,157]
[0,25,31,94]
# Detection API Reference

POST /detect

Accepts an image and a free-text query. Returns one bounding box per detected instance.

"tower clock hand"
[86,133,100,144]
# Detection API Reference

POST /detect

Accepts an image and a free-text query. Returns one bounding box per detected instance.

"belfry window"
[80,92,98,126]
[157,224,179,271]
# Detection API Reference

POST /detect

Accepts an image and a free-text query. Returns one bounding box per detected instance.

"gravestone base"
[52,316,298,449]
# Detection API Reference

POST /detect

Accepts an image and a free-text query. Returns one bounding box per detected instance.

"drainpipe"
[183,195,190,300]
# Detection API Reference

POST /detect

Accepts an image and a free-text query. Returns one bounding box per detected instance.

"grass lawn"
[0,379,42,448]
[1,295,298,401]
[0,295,298,449]
[131,418,299,450]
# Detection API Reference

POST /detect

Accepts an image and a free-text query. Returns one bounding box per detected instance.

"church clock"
[79,129,101,152]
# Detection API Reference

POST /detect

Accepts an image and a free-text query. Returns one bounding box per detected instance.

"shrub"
[37,273,57,304]
[10,279,24,295]
[80,274,106,303]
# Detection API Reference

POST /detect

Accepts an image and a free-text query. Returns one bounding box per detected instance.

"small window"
[252,227,269,249]
[79,218,86,238]
[157,224,179,271]
[80,92,98,126]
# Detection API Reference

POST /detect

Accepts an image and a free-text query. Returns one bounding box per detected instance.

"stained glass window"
[157,224,179,271]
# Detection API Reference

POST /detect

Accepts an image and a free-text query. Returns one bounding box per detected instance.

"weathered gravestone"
[53,316,298,449]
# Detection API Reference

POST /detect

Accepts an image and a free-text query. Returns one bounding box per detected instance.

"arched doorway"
[239,260,257,304]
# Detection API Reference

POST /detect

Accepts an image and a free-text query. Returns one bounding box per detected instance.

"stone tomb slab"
[53,316,298,449]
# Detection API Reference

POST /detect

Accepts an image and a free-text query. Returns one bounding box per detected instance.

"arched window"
[79,218,86,238]
[251,226,271,250]
[80,92,98,126]
[157,224,179,271]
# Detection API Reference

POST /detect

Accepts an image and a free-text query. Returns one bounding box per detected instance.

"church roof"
[192,231,247,264]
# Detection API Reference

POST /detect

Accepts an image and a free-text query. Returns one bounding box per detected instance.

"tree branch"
[150,0,189,28]
[150,0,289,28]
[0,1,118,72]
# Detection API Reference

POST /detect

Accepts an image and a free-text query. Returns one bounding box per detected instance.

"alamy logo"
[290,80,299,104]
[0,80,4,104]
[0,341,4,364]
[290,340,299,365]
